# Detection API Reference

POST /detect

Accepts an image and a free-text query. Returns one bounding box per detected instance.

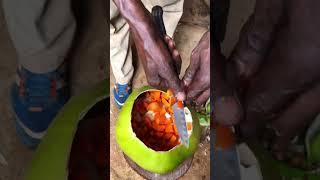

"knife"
[172,101,189,148]
[151,6,190,148]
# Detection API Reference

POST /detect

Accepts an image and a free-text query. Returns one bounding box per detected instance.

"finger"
[158,79,169,91]
[229,0,285,80]
[146,72,162,88]
[240,62,320,142]
[164,35,181,73]
[159,65,185,101]
[182,51,200,87]
[164,35,175,50]
[186,76,209,101]
[214,95,243,126]
[164,36,178,55]
[166,77,185,101]
[164,35,171,44]
[172,49,182,74]
[194,88,210,106]
[185,67,209,101]
[270,83,320,152]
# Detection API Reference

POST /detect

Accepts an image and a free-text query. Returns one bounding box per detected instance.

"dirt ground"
[110,0,211,179]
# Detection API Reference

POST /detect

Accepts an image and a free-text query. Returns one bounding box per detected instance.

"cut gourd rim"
[131,89,193,152]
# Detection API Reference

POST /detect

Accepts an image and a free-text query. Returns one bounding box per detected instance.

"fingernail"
[169,40,174,48]
[183,79,190,87]
[173,50,179,57]
[176,92,186,101]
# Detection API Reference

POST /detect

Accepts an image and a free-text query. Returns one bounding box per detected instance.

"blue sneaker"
[113,83,132,108]
[11,64,69,149]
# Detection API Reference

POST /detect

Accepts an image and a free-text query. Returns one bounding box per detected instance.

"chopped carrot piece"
[143,116,151,122]
[151,91,161,101]
[156,132,164,138]
[162,98,171,107]
[152,121,158,129]
[177,101,184,108]
[161,93,169,100]
[143,126,148,133]
[155,116,160,125]
[169,97,176,106]
[160,108,166,116]
[169,135,177,144]
[159,116,166,125]
[137,105,146,114]
[187,122,192,131]
[165,125,174,133]
[143,102,149,109]
[167,107,173,114]
[164,119,173,125]
[164,133,173,140]
[156,125,166,132]
[147,102,160,111]
[143,117,152,128]
[166,89,173,97]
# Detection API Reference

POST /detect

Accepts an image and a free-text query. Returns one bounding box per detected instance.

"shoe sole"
[15,120,40,149]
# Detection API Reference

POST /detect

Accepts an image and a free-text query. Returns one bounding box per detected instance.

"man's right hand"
[113,0,185,100]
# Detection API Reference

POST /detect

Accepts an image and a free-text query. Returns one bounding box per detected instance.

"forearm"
[113,0,162,52]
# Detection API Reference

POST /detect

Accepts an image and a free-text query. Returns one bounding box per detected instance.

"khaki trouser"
[2,0,76,74]
[110,0,184,85]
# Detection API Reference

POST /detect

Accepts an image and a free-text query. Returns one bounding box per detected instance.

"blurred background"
[0,0,107,179]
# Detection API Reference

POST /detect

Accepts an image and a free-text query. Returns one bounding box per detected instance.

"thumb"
[183,51,200,87]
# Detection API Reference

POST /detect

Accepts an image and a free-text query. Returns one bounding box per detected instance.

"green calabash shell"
[116,86,200,174]
[24,80,109,180]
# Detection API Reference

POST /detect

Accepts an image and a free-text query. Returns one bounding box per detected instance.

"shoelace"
[25,76,55,106]
[117,85,128,98]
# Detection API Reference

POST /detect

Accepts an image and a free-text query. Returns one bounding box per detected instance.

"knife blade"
[172,101,189,148]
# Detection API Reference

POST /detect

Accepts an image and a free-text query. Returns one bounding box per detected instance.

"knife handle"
[152,6,167,40]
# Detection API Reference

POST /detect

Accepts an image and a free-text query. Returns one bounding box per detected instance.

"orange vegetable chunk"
[164,133,173,140]
[156,132,164,138]
[162,98,171,107]
[157,125,166,132]
[177,101,184,108]
[165,125,174,133]
[166,89,173,97]
[169,135,177,144]
[160,108,166,116]
[147,102,160,111]
[151,91,161,101]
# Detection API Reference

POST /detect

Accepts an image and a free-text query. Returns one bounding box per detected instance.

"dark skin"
[113,0,185,100]
[183,31,210,106]
[215,0,320,162]
[114,0,212,104]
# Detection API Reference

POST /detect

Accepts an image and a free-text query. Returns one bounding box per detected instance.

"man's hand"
[228,0,320,160]
[183,31,210,106]
[113,0,185,100]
